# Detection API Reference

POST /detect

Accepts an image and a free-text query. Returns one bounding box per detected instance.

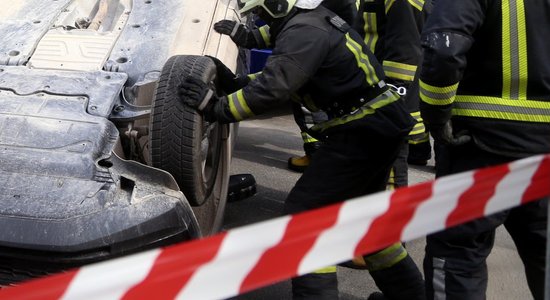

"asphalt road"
[223,106,532,300]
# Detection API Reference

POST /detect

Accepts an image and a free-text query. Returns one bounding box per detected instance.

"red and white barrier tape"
[2,154,550,300]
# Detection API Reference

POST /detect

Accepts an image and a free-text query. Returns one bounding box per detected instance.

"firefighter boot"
[368,253,425,300]
[288,141,321,173]
[288,155,311,172]
[408,137,432,166]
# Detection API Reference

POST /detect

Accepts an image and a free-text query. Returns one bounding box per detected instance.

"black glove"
[178,78,218,122]
[214,20,259,49]
[429,121,471,146]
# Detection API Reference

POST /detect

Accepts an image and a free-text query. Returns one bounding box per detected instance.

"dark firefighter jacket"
[419,0,550,157]
[354,0,432,140]
[215,6,414,138]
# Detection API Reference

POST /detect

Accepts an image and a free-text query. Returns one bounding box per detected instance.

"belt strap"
[325,81,389,118]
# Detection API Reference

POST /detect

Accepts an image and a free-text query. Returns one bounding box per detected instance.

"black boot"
[292,272,339,300]
[369,255,426,300]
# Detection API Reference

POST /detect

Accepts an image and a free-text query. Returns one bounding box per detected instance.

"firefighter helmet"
[237,0,297,18]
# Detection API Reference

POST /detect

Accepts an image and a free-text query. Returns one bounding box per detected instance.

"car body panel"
[0,0,241,283]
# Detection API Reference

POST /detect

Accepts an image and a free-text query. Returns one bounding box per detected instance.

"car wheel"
[150,55,228,235]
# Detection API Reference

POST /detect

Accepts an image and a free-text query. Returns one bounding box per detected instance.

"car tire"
[150,55,228,235]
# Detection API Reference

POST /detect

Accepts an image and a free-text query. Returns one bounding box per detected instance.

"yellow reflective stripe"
[407,0,425,11]
[502,0,528,100]
[303,94,319,112]
[410,111,422,120]
[456,95,550,109]
[259,25,271,47]
[364,243,408,271]
[363,12,378,54]
[409,122,426,135]
[409,110,426,136]
[247,72,261,81]
[290,94,301,103]
[301,132,318,144]
[355,0,361,10]
[409,134,430,144]
[345,33,379,86]
[313,266,337,274]
[385,0,396,14]
[419,80,459,105]
[453,96,550,123]
[383,61,417,82]
[228,90,254,121]
[312,90,399,132]
[387,168,395,190]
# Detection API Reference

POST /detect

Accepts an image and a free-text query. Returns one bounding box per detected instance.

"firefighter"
[418,0,550,299]
[179,1,425,299]
[354,0,433,188]
[212,0,359,173]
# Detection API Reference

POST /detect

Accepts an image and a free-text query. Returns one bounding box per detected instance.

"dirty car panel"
[0,0,241,284]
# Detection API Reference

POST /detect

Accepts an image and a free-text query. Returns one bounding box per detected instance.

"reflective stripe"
[301,132,318,144]
[247,72,261,81]
[312,266,337,274]
[407,0,425,11]
[355,0,361,10]
[385,0,396,14]
[363,12,378,54]
[363,243,407,271]
[387,168,395,190]
[312,90,399,132]
[383,60,417,82]
[409,134,430,144]
[502,0,527,100]
[291,93,320,112]
[228,90,254,121]
[432,257,446,300]
[259,25,271,47]
[290,94,301,104]
[303,94,319,112]
[410,111,422,120]
[409,122,426,135]
[419,80,459,105]
[453,96,550,123]
[345,33,379,86]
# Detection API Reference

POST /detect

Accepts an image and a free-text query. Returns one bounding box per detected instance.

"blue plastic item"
[249,48,272,73]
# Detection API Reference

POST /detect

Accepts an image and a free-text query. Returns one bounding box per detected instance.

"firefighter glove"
[429,121,471,146]
[214,20,257,48]
[178,78,219,122]
[206,55,250,94]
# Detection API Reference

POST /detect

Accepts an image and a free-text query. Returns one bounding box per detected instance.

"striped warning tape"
[2,154,549,300]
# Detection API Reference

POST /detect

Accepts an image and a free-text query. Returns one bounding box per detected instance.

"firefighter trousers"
[284,128,425,299]
[425,141,547,300]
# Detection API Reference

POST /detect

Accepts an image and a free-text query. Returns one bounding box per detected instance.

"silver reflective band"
[230,22,240,38]
[198,89,214,111]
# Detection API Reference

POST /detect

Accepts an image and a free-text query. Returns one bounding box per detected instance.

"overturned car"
[0,0,244,284]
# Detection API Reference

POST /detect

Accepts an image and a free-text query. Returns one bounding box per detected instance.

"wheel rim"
[200,120,221,198]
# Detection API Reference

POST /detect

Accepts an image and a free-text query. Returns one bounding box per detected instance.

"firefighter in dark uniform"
[212,0,359,173]
[179,1,426,299]
[418,0,550,299]
[354,0,433,188]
